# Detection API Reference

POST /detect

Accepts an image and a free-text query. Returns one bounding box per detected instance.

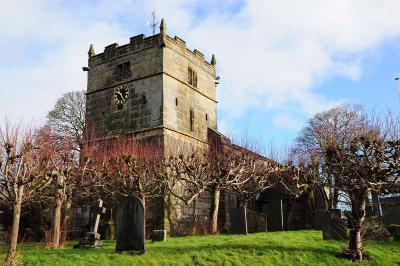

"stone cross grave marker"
[92,199,107,233]
[74,199,106,248]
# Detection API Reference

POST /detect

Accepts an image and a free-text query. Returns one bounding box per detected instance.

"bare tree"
[294,109,400,261]
[230,152,278,208]
[322,112,400,261]
[294,104,363,208]
[0,122,47,265]
[81,136,166,244]
[47,90,85,151]
[34,126,78,249]
[164,150,213,206]
[206,135,276,234]
[100,137,165,204]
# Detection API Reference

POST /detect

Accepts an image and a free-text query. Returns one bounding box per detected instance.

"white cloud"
[184,0,400,121]
[1,0,400,131]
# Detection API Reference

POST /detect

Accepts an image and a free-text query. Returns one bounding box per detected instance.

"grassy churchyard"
[1,230,399,266]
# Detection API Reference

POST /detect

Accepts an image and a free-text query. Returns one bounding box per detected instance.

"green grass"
[1,230,399,265]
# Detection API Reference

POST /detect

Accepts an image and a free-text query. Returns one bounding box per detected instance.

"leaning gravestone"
[322,209,347,240]
[229,206,248,234]
[116,195,145,253]
[74,199,106,248]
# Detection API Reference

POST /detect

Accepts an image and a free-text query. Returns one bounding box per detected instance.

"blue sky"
[0,0,399,150]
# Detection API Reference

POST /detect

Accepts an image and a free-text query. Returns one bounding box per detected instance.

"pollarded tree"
[99,137,165,205]
[163,148,213,206]
[83,136,166,246]
[0,122,47,265]
[206,137,276,234]
[34,126,78,249]
[323,112,400,261]
[230,151,278,208]
[162,148,214,234]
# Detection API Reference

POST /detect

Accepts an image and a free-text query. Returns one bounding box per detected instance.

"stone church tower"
[85,19,218,150]
[84,19,219,234]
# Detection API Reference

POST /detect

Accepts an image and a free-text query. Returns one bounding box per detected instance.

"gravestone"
[322,209,347,240]
[74,199,106,248]
[106,219,116,240]
[152,230,167,242]
[229,206,248,234]
[116,195,145,253]
[380,196,400,226]
[246,209,267,233]
[266,199,285,231]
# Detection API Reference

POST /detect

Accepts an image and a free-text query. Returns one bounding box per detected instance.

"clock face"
[114,85,129,105]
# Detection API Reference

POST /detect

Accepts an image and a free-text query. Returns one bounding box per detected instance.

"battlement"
[88,19,215,73]
[88,34,161,67]
[164,35,215,74]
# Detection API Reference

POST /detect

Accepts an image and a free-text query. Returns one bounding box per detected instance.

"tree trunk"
[348,189,367,261]
[210,188,220,234]
[5,185,24,265]
[51,197,62,248]
[141,196,146,240]
[51,175,64,249]
[61,197,72,242]
[191,198,198,235]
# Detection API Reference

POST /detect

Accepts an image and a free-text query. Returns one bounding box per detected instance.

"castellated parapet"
[85,19,218,148]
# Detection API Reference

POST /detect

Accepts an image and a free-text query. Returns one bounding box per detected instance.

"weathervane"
[149,9,159,35]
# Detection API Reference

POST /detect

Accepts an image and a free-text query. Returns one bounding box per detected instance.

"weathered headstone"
[106,219,116,240]
[229,206,248,234]
[116,195,145,253]
[152,230,167,242]
[74,199,106,248]
[322,209,347,240]
[266,199,285,231]
[380,196,400,226]
[246,209,267,233]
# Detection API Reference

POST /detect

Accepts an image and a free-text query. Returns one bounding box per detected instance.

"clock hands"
[116,91,123,101]
[115,86,128,105]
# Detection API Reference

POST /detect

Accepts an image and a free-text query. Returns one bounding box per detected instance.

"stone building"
[85,19,216,150]
[84,19,219,235]
[84,19,329,236]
